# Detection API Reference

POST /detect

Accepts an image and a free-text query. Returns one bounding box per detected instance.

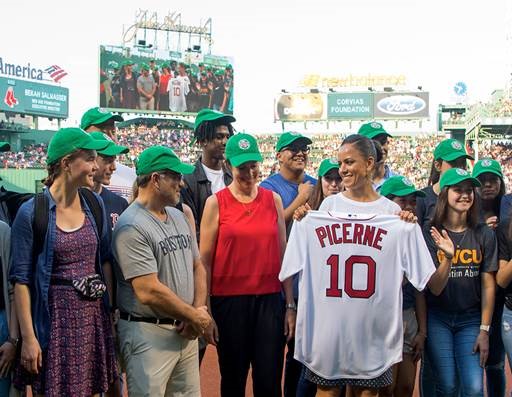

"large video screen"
[99,45,234,115]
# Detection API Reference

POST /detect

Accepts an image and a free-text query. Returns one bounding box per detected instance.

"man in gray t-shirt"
[112,145,212,396]
[137,63,156,110]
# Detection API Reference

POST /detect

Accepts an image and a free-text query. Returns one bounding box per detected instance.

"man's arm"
[131,273,210,335]
[283,182,313,223]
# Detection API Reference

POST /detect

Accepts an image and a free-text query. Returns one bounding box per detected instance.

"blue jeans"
[500,306,512,381]
[486,298,505,397]
[426,309,483,397]
[0,310,10,395]
[296,365,320,397]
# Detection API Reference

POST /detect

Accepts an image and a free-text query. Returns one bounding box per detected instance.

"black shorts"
[303,366,393,388]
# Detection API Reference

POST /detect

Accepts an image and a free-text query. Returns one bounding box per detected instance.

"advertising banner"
[99,45,234,115]
[0,76,69,119]
[373,92,429,118]
[275,93,325,121]
[327,92,373,119]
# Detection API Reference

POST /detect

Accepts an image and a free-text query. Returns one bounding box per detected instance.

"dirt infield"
[200,346,512,397]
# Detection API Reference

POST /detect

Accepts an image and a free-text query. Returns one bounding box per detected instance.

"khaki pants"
[118,319,200,397]
[139,96,155,110]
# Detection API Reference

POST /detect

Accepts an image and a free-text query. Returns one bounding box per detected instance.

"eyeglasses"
[282,145,310,155]
[158,171,183,181]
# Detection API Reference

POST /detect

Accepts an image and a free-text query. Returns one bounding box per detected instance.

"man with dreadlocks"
[182,109,235,240]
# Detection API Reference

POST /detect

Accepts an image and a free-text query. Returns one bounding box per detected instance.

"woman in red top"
[201,133,295,397]
[158,64,172,111]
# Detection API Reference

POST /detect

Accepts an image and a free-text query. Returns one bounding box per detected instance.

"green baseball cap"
[80,107,124,130]
[380,176,426,198]
[433,139,474,161]
[275,132,312,152]
[140,63,149,71]
[225,133,263,167]
[439,168,481,190]
[108,61,119,69]
[47,128,109,165]
[358,122,391,139]
[0,142,10,152]
[89,132,129,156]
[136,146,194,176]
[318,159,339,177]
[472,158,503,179]
[122,59,134,66]
[194,109,236,131]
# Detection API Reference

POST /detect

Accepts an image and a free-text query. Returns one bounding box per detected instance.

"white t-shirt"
[320,192,401,215]
[279,211,435,380]
[168,76,190,112]
[201,163,226,194]
[109,163,136,201]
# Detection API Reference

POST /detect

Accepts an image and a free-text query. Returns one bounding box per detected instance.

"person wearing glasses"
[260,131,316,397]
[357,121,394,192]
[112,146,212,396]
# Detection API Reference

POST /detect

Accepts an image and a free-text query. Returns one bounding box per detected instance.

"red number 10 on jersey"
[326,254,376,299]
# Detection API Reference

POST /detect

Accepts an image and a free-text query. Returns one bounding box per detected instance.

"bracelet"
[6,337,18,348]
[417,332,427,338]
[285,303,297,311]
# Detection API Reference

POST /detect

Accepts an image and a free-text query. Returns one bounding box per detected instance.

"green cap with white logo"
[472,158,503,179]
[47,128,110,165]
[439,168,481,190]
[89,132,129,156]
[358,122,391,139]
[318,158,339,177]
[433,139,474,161]
[380,176,426,198]
[225,133,263,167]
[136,146,195,176]
[275,132,312,152]
[80,107,124,130]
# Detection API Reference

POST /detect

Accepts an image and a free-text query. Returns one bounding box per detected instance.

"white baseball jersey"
[279,211,435,380]
[109,163,136,201]
[167,76,190,112]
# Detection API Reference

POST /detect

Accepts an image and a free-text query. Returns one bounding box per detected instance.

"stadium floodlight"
[418,86,423,91]
[329,88,335,92]
[281,89,287,93]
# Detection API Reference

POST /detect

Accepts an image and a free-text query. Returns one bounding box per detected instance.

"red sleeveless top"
[211,187,282,296]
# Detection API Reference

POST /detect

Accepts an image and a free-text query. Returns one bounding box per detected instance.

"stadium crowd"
[2,129,511,193]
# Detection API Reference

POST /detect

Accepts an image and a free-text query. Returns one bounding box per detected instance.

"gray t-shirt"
[112,201,199,317]
[137,74,155,96]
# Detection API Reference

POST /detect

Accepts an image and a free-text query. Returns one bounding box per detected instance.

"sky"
[1,0,511,133]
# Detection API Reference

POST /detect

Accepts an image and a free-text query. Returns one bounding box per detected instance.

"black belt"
[119,311,181,326]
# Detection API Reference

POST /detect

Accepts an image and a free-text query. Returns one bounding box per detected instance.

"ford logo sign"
[376,95,426,116]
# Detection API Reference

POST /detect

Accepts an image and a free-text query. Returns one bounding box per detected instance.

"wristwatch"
[480,324,490,333]
[285,303,297,311]
[7,336,18,348]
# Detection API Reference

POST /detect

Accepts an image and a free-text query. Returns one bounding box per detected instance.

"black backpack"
[0,187,103,260]
[32,188,103,260]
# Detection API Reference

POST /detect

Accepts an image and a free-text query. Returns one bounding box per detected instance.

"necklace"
[450,228,468,249]
[240,201,252,216]
[230,188,258,216]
